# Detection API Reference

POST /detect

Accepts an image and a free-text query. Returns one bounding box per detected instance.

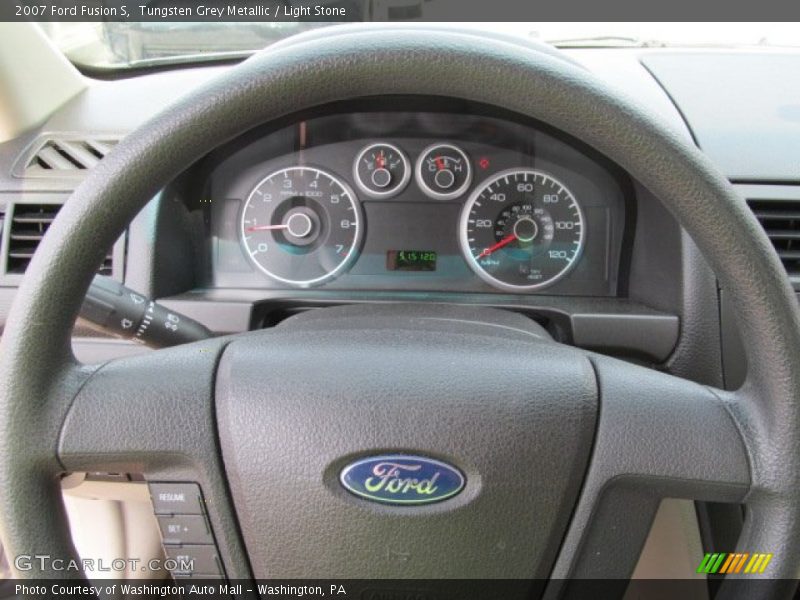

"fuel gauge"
[415,143,472,200]
[353,142,411,199]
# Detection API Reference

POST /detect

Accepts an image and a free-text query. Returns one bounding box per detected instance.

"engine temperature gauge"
[415,143,472,200]
[353,142,411,199]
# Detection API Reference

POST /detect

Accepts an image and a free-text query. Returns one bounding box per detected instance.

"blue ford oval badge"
[340,454,465,505]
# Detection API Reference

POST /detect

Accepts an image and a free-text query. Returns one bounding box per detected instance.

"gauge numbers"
[460,169,584,291]
[241,166,362,287]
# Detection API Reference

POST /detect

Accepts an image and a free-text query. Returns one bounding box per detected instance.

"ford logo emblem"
[339,454,465,505]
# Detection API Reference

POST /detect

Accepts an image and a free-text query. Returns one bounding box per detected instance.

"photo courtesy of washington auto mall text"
[14,582,349,598]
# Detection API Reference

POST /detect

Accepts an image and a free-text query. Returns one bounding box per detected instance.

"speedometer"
[241,166,362,287]
[459,169,584,291]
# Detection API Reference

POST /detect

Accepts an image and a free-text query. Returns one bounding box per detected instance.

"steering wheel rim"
[1,25,798,593]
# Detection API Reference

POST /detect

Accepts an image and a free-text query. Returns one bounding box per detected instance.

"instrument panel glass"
[208,109,628,296]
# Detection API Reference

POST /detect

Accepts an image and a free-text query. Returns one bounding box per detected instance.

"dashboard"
[207,105,630,296]
[2,47,797,371]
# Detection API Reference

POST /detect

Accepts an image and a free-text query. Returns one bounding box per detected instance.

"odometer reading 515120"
[459,169,585,291]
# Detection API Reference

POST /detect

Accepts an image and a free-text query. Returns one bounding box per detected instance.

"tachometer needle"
[477,233,517,259]
[245,223,290,232]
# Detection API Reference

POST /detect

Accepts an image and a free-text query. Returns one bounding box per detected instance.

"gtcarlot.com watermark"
[14,555,192,573]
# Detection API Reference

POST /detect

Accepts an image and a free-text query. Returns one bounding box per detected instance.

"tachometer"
[459,169,584,291]
[241,166,362,287]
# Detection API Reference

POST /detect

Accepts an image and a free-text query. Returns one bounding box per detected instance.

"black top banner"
[2,0,800,22]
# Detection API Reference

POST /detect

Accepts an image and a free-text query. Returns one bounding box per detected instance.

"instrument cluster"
[210,109,629,297]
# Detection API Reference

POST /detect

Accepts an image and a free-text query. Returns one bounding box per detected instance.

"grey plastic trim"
[0,193,125,286]
[0,192,68,284]
[158,298,254,335]
[570,312,678,361]
[719,289,748,391]
[10,132,124,179]
[157,290,679,362]
[734,183,800,290]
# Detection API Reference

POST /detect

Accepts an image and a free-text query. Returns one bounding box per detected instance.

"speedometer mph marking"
[240,166,362,287]
[459,169,585,291]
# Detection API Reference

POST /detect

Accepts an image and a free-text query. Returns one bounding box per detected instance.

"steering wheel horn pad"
[215,308,597,578]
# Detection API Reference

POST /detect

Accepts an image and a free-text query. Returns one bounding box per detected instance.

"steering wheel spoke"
[551,352,751,581]
[59,339,227,473]
[57,337,252,579]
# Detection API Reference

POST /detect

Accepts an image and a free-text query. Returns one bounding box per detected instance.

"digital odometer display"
[459,169,585,291]
[386,250,438,272]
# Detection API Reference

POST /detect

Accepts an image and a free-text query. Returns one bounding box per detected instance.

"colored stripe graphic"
[759,554,774,573]
[697,553,713,573]
[711,553,726,573]
[734,553,749,573]
[745,554,760,573]
[699,552,773,574]
[698,553,726,574]
[719,554,736,573]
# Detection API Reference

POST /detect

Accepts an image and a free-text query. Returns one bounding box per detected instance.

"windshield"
[40,22,800,71]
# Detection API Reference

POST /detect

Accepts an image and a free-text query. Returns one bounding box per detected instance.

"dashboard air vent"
[747,198,800,277]
[6,204,113,275]
[21,137,119,176]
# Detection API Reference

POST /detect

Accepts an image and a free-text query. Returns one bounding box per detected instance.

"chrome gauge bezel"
[415,143,473,200]
[240,166,363,288]
[353,142,412,199]
[458,168,585,292]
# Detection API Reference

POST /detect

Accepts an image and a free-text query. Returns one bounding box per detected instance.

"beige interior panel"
[0,23,85,142]
[62,477,166,580]
[628,498,708,600]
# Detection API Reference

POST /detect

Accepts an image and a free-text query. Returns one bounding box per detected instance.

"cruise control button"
[157,514,214,545]
[164,545,222,576]
[149,482,203,515]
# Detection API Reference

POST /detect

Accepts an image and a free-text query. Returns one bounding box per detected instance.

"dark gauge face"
[353,142,411,198]
[415,143,472,200]
[240,166,362,287]
[459,169,585,291]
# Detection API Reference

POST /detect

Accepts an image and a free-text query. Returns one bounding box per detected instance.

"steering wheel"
[1,26,799,598]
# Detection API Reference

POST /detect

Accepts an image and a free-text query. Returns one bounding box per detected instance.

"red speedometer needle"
[245,224,290,232]
[435,157,446,171]
[477,233,517,259]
